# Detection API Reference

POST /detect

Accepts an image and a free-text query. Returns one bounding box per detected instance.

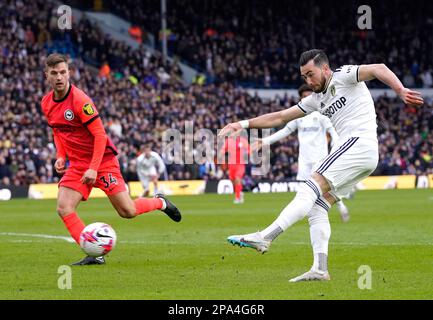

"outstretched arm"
[262,121,297,145]
[358,64,424,106]
[219,105,305,137]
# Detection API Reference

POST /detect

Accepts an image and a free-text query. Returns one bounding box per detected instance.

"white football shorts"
[313,137,379,199]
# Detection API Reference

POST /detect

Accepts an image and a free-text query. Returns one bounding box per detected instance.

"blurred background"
[0,0,432,190]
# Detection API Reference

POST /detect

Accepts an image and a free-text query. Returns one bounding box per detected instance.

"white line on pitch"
[0,232,75,243]
[0,232,431,246]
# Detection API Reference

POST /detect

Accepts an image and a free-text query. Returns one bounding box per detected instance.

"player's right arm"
[53,131,67,174]
[219,105,306,137]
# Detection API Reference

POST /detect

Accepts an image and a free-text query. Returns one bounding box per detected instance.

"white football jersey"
[136,151,165,178]
[285,112,336,164]
[297,65,377,141]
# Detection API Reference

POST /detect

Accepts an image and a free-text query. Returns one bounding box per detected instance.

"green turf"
[0,190,432,300]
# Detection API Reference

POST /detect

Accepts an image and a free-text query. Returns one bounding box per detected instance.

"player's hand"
[398,88,424,106]
[81,169,97,185]
[218,122,243,137]
[54,158,67,175]
[250,139,263,152]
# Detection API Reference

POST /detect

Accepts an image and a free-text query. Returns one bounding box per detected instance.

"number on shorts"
[99,173,118,189]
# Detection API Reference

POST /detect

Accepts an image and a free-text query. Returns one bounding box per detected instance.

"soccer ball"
[79,222,117,257]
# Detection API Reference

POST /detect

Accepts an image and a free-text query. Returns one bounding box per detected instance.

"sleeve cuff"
[297,103,307,113]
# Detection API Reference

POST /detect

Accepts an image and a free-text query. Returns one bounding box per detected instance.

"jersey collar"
[53,84,72,103]
[321,72,334,94]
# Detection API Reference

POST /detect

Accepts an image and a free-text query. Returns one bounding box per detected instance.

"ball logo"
[83,103,95,116]
[64,109,74,121]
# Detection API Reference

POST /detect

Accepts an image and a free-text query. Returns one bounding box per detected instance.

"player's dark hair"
[45,53,68,70]
[298,84,313,97]
[299,49,329,67]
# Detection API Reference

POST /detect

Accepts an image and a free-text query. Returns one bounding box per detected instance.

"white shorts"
[297,162,315,181]
[313,137,378,199]
[139,168,158,191]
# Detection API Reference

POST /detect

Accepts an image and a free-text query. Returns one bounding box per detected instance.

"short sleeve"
[297,94,319,114]
[334,65,360,85]
[75,96,100,125]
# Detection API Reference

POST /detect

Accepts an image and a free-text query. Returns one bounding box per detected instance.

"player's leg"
[233,177,242,203]
[289,138,378,280]
[107,190,181,222]
[289,192,336,282]
[151,175,159,196]
[57,181,105,266]
[227,137,376,253]
[232,165,245,203]
[336,199,350,223]
[57,186,85,244]
[228,172,331,252]
[140,175,150,197]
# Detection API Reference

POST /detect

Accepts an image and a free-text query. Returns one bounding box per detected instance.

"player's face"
[45,62,70,93]
[300,60,327,93]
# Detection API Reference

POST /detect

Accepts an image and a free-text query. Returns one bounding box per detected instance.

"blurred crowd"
[0,0,432,187]
[106,0,433,88]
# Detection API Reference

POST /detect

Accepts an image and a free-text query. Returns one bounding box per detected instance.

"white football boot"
[227,232,270,253]
[289,268,331,282]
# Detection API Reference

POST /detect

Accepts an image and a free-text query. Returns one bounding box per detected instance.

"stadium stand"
[104,0,433,88]
[0,0,432,187]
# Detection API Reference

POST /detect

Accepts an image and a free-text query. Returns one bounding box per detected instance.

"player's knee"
[117,206,136,219]
[57,204,75,217]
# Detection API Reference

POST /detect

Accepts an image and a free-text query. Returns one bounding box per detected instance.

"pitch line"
[0,232,431,246]
[0,232,75,243]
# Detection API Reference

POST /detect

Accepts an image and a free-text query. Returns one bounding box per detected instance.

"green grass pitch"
[0,189,432,300]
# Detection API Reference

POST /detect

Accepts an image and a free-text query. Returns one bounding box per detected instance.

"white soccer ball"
[79,222,117,257]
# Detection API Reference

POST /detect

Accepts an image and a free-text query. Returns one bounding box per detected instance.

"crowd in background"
[106,0,433,88]
[0,0,432,187]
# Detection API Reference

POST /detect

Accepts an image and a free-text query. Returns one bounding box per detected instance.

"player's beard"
[54,82,69,98]
[313,72,327,93]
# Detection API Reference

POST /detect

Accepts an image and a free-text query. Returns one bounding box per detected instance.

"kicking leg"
[108,191,181,222]
[227,173,331,253]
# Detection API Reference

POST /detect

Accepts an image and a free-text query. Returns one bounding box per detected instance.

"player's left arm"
[358,64,424,106]
[81,118,108,184]
[75,99,107,184]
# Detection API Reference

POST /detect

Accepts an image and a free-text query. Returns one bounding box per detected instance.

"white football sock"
[274,180,322,230]
[259,180,322,240]
[308,197,331,272]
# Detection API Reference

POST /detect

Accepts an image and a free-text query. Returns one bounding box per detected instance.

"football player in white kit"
[259,84,350,222]
[136,145,166,197]
[220,49,423,282]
